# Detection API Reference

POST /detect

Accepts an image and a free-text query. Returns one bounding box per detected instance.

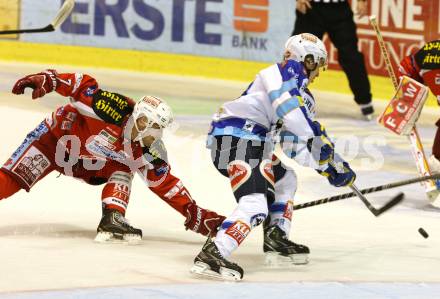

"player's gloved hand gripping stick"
[330,161,404,217]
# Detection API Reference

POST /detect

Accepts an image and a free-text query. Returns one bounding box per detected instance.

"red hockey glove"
[12,69,58,99]
[184,202,226,237]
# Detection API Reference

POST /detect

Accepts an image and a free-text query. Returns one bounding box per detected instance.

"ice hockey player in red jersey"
[398,40,440,171]
[0,69,225,243]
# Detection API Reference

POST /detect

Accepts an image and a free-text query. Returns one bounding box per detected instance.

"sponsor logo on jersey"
[11,146,51,188]
[227,160,251,192]
[250,213,266,228]
[436,75,440,85]
[260,159,274,186]
[283,200,294,221]
[93,90,131,125]
[85,85,97,96]
[422,54,440,66]
[154,164,169,176]
[5,122,49,170]
[243,120,256,132]
[96,130,118,149]
[86,139,126,161]
[225,220,250,245]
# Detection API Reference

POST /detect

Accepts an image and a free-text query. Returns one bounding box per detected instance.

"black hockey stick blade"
[0,0,74,35]
[0,25,54,35]
[373,192,404,216]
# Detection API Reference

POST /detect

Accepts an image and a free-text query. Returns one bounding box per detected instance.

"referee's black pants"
[292,2,372,106]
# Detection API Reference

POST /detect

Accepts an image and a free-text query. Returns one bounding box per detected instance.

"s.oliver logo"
[61,0,268,50]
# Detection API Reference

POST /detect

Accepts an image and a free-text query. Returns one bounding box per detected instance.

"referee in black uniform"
[293,0,374,120]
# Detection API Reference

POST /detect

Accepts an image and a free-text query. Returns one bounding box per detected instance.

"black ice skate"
[94,209,142,245]
[263,225,310,266]
[190,239,243,281]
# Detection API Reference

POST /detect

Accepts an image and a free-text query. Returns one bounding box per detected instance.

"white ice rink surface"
[0,63,440,298]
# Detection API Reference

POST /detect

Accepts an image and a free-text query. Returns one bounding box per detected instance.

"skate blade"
[264,252,309,267]
[190,262,242,281]
[94,232,142,245]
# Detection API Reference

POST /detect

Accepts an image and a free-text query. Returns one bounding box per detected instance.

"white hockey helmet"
[284,33,328,71]
[132,95,173,141]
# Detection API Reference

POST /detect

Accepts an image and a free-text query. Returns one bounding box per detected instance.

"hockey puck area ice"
[418,228,429,239]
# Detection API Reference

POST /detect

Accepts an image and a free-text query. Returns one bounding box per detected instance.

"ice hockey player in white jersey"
[190,33,356,281]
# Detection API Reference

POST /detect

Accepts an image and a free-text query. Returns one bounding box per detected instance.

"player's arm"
[138,141,226,237]
[259,64,355,187]
[11,69,98,100]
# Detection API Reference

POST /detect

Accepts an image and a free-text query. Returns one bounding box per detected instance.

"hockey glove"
[12,69,58,99]
[319,161,356,187]
[184,202,226,237]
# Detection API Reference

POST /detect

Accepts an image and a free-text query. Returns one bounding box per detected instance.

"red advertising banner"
[325,0,440,77]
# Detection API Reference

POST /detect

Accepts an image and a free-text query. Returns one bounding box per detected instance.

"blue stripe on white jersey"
[275,97,302,118]
[268,77,298,103]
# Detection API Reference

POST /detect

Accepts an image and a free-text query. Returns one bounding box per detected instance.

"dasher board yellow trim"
[0,40,436,105]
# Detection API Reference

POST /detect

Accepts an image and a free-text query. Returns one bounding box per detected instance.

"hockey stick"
[0,0,75,35]
[328,161,403,216]
[349,185,404,216]
[293,173,440,211]
[369,15,439,202]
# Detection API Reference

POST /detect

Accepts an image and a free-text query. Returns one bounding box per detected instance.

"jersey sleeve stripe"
[70,101,102,121]
[268,77,298,103]
[275,96,303,118]
[72,73,83,94]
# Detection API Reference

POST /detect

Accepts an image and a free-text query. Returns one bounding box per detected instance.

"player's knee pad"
[101,171,134,214]
[227,159,272,203]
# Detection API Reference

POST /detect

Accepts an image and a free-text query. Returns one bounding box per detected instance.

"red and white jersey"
[398,40,440,102]
[50,72,141,162]
[44,72,192,214]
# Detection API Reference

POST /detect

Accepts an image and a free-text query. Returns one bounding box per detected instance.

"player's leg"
[1,120,56,197]
[92,166,142,244]
[326,2,373,119]
[291,3,326,38]
[191,136,271,280]
[264,155,310,266]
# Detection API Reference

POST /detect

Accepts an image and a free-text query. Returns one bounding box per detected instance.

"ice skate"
[190,239,243,281]
[263,225,309,267]
[94,209,142,245]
